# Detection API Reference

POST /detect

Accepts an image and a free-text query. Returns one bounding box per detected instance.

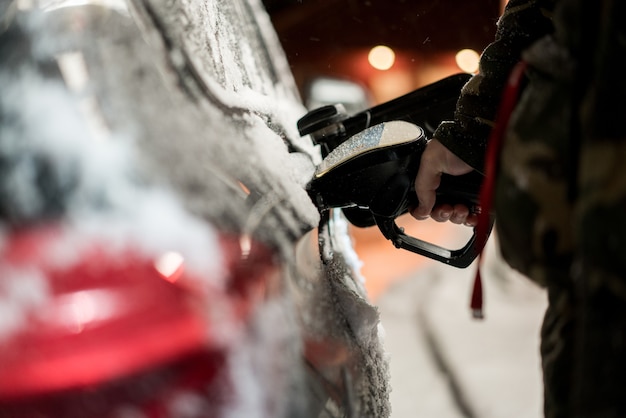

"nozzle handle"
[369,170,493,268]
[375,214,494,268]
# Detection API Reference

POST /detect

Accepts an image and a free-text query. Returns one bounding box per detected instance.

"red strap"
[471,61,529,319]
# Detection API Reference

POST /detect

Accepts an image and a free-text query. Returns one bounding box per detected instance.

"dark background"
[263,0,501,102]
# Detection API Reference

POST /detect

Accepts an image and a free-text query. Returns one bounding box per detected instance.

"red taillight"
[0,225,279,410]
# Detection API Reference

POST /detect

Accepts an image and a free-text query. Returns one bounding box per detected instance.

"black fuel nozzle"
[304,119,493,268]
[298,73,472,158]
[297,104,350,157]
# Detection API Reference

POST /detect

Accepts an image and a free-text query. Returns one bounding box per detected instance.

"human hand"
[410,139,478,226]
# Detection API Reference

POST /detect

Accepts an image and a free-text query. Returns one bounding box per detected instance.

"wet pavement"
[354,222,548,418]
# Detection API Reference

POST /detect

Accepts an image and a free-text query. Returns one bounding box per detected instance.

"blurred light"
[57,290,117,333]
[239,234,252,259]
[155,251,185,283]
[237,181,251,196]
[455,49,480,74]
[368,45,395,71]
[307,77,370,113]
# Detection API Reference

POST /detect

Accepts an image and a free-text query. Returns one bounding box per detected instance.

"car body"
[0,0,389,416]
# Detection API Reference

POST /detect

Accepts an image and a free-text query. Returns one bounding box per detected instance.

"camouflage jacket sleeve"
[434,0,556,172]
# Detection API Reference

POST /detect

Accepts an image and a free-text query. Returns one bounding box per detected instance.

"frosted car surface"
[0,0,390,417]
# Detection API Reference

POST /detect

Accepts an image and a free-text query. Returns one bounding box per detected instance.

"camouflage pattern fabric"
[434,0,556,172]
[498,1,626,417]
[437,0,626,416]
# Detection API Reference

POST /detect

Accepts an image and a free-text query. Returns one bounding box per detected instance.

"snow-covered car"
[0,0,389,417]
